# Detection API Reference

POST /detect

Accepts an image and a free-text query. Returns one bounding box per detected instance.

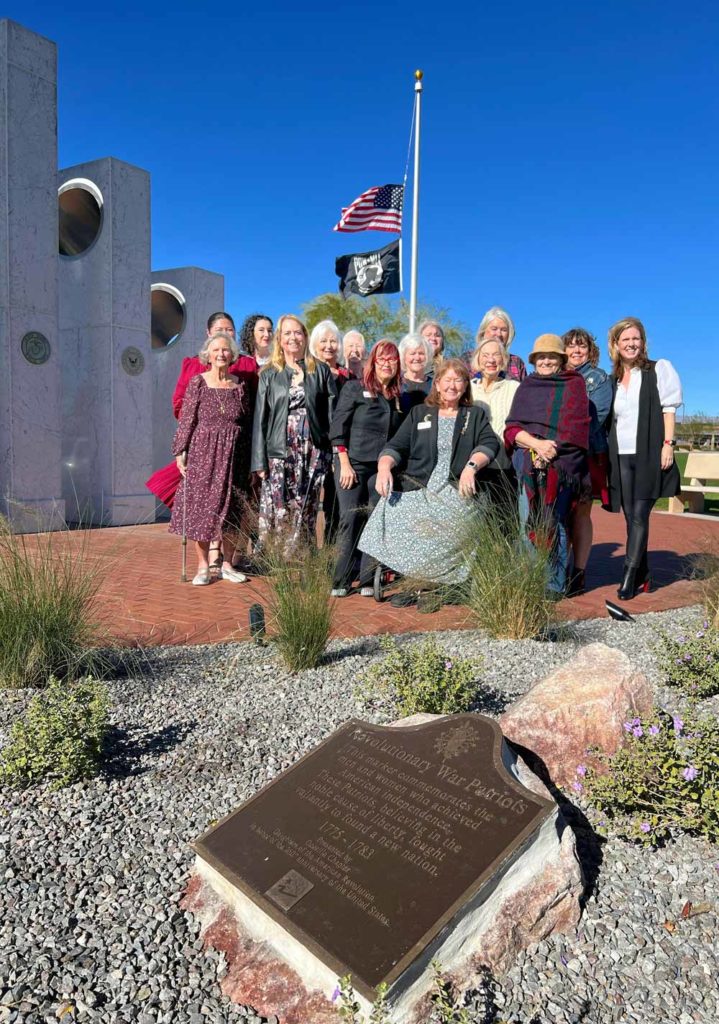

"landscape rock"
[498,641,653,789]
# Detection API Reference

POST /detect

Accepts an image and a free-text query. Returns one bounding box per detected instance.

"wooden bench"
[668,451,719,514]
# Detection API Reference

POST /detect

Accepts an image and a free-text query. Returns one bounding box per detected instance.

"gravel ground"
[1,605,717,1024]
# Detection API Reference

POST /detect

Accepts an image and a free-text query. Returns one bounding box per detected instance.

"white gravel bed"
[1,605,717,1024]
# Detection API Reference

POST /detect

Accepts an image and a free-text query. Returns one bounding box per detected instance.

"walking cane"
[180,458,188,583]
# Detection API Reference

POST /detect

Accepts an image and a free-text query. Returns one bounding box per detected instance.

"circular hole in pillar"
[151,284,186,349]
[58,178,103,257]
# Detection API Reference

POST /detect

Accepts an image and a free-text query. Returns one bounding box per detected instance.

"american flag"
[333,184,404,233]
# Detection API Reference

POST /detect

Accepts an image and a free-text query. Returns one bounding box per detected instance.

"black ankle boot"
[566,569,586,597]
[617,564,638,601]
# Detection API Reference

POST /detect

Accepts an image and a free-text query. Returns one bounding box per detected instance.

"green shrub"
[0,521,108,688]
[581,706,719,845]
[0,676,109,789]
[657,621,719,698]
[358,636,480,716]
[334,976,389,1023]
[262,540,335,672]
[456,501,555,640]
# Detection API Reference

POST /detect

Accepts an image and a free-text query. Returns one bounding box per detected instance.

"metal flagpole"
[408,69,423,334]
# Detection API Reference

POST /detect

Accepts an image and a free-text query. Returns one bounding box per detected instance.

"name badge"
[363,390,373,398]
[417,421,431,430]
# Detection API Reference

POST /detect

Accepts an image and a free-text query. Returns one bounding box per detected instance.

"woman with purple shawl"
[504,334,590,596]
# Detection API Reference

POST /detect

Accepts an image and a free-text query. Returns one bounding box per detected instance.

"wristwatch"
[467,459,482,472]
[663,439,676,447]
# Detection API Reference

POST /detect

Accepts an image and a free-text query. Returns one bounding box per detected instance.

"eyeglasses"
[376,357,399,365]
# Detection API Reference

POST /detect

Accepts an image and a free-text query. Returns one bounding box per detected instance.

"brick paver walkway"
[37,509,719,646]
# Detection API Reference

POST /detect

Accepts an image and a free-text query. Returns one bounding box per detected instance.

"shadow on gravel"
[470,685,513,716]
[103,720,197,778]
[506,740,605,907]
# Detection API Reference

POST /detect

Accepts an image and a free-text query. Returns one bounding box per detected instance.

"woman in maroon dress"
[146,311,259,569]
[169,331,253,585]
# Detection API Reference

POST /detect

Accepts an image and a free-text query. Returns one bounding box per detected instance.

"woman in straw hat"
[504,334,590,596]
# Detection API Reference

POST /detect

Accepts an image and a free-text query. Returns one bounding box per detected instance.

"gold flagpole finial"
[414,69,423,81]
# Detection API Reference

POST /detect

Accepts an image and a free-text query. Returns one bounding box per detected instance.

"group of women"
[147,307,682,604]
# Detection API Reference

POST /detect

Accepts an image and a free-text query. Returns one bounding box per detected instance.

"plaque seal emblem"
[121,346,145,376]
[21,331,51,365]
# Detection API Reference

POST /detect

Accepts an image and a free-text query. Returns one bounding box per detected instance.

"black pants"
[322,468,340,544]
[332,459,379,588]
[619,455,654,569]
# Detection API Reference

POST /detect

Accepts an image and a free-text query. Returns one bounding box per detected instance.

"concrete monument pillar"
[149,267,224,516]
[0,20,64,528]
[58,157,155,525]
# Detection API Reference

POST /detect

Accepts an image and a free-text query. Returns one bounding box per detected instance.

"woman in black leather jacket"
[251,314,334,548]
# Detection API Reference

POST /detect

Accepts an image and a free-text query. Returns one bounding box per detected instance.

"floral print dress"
[258,383,330,547]
[169,375,251,543]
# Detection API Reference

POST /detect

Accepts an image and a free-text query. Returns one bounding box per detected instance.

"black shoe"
[390,591,419,608]
[617,564,638,600]
[566,569,586,597]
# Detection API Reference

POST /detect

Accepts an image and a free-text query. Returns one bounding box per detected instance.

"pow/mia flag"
[335,239,401,298]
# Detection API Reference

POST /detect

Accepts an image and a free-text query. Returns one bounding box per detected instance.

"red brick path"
[42,509,719,646]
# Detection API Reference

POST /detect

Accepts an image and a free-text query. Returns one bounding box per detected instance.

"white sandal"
[192,569,211,586]
[221,565,247,583]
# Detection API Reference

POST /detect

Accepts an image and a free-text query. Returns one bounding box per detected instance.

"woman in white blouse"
[470,338,519,510]
[606,317,682,600]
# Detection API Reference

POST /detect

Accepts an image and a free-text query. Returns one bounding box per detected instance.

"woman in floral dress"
[169,331,253,585]
[251,314,334,550]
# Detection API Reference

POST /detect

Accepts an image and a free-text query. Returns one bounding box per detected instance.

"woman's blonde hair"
[470,336,509,374]
[607,317,649,378]
[198,330,239,365]
[425,358,473,407]
[263,314,316,374]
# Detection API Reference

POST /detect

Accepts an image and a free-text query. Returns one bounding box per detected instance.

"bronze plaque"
[194,715,553,1000]
[121,346,145,376]
[21,331,51,365]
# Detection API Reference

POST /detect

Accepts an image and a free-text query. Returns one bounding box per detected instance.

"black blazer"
[329,380,421,464]
[381,403,499,491]
[251,360,334,473]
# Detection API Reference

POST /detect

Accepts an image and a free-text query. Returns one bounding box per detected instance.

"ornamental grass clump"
[457,501,555,640]
[580,706,719,845]
[358,635,480,716]
[262,539,335,672]
[0,675,109,790]
[657,620,719,698]
[0,518,108,688]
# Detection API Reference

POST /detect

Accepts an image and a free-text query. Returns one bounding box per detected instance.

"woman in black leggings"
[329,341,415,596]
[606,317,682,600]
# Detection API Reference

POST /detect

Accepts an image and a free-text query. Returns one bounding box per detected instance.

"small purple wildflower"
[632,725,644,738]
[623,721,634,733]
[560,954,568,966]
[677,636,686,643]
[673,715,684,735]
[648,724,660,736]
[331,986,341,1003]
[640,822,651,833]
[696,631,705,639]
[444,660,453,670]
[682,765,698,782]
[576,764,587,777]
[684,654,692,661]
[571,781,583,794]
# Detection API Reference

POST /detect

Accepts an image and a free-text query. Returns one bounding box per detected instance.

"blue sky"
[9,0,718,412]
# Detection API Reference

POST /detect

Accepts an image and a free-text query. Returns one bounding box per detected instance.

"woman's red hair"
[363,341,401,399]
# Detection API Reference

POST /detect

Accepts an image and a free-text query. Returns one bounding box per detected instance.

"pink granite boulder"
[499,642,653,789]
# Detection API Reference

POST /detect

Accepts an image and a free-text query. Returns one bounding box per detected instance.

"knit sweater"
[471,377,519,470]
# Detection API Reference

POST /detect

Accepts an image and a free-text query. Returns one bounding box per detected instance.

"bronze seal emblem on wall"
[21,332,51,365]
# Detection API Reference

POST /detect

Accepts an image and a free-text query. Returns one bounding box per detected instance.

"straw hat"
[528,333,567,365]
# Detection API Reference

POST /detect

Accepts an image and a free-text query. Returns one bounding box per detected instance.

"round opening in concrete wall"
[151,284,186,349]
[58,178,103,257]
